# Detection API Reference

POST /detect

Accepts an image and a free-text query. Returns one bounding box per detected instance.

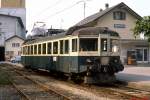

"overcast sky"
[26,0,150,32]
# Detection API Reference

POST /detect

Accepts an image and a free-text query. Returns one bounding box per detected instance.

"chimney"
[105,3,109,9]
[99,8,103,12]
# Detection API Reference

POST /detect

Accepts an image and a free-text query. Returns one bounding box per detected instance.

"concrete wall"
[0,8,26,27]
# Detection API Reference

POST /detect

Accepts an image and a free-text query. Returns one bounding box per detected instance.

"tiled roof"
[5,35,24,41]
[75,2,142,27]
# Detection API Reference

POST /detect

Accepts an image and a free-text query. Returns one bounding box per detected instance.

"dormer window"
[113,11,126,20]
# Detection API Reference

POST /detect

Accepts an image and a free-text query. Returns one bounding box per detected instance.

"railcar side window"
[79,38,98,51]
[42,43,46,54]
[72,39,77,52]
[47,42,51,54]
[64,40,69,54]
[31,45,33,55]
[23,47,25,55]
[28,46,30,55]
[60,40,63,54]
[53,42,58,54]
[34,45,37,54]
[38,44,41,54]
[25,46,28,55]
[101,39,107,51]
[110,39,119,53]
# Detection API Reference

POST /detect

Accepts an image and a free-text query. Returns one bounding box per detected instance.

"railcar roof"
[24,32,67,45]
[24,27,119,45]
[72,27,119,36]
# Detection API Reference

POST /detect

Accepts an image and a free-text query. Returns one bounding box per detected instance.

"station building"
[74,2,150,65]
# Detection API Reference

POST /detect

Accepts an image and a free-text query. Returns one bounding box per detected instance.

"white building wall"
[5,37,24,58]
[0,15,25,46]
[0,8,26,27]
[0,33,4,46]
[96,8,138,39]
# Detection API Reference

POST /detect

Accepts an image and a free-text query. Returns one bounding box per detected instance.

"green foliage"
[133,16,150,42]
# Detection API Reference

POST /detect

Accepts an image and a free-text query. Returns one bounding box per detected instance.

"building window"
[12,43,20,47]
[113,11,126,20]
[114,24,126,28]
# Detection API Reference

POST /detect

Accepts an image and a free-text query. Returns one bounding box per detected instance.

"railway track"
[20,68,150,100]
[109,83,150,99]
[11,82,30,100]
[93,84,150,100]
[1,64,71,100]
[1,63,150,100]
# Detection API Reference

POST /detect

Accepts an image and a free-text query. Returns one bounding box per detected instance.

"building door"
[136,48,148,63]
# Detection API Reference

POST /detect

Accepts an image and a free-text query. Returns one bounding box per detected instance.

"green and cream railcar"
[21,27,124,84]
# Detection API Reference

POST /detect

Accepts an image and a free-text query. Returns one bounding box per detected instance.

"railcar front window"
[79,38,98,51]
[101,39,107,51]
[110,39,119,53]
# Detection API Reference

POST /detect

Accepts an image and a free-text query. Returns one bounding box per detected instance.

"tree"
[133,16,150,42]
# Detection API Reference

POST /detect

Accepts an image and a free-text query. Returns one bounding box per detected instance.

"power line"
[32,0,63,19]
[41,2,80,21]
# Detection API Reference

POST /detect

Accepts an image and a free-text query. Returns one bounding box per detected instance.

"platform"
[116,64,150,91]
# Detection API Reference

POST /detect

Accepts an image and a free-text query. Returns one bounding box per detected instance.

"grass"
[0,69,11,85]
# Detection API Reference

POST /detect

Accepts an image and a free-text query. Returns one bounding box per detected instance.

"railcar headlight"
[114,59,118,63]
[101,57,109,65]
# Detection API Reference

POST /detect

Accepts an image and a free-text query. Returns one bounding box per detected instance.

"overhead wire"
[32,0,63,19]
[40,1,84,22]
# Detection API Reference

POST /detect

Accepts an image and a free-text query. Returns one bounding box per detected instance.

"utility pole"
[83,1,86,19]
[77,0,91,19]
